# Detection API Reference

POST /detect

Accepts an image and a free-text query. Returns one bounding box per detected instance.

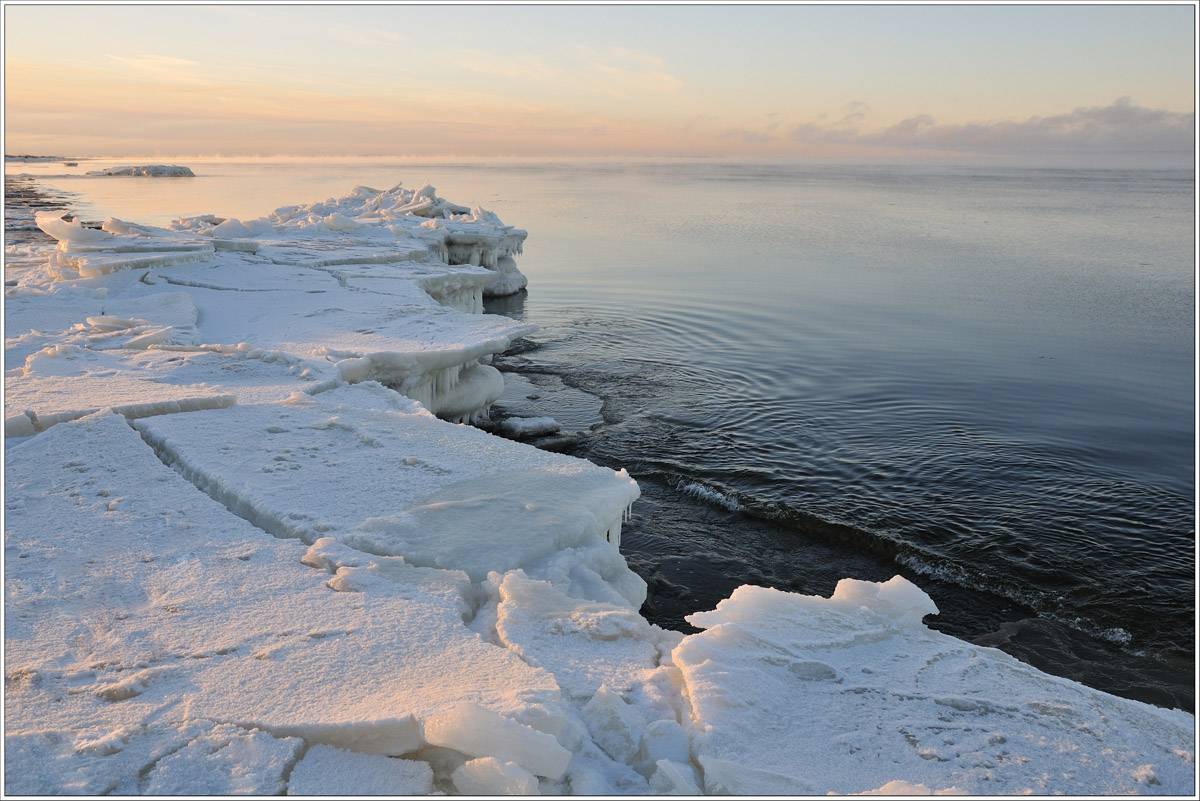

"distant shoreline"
[4,154,82,162]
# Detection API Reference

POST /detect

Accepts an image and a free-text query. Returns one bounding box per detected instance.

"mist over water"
[14,158,1194,710]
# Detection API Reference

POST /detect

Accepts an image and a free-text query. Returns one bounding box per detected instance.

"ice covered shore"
[3,181,1194,796]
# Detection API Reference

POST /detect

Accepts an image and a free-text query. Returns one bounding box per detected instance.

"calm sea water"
[10,157,1195,710]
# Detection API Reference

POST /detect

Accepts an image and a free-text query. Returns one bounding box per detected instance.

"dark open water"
[480,162,1195,712]
[11,159,1195,710]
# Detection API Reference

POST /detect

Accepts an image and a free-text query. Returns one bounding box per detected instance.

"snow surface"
[4,180,1194,796]
[287,745,434,795]
[675,581,1196,795]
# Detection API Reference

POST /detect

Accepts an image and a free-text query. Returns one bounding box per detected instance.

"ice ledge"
[133,383,644,603]
[674,581,1195,795]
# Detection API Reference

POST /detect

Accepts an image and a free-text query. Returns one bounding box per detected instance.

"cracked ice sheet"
[115,347,335,404]
[313,261,496,306]
[147,249,492,307]
[3,411,566,794]
[672,579,1196,796]
[4,345,236,436]
[491,571,680,701]
[254,238,431,268]
[146,256,534,375]
[4,287,199,362]
[483,572,699,795]
[150,254,338,294]
[134,382,645,605]
[4,720,302,796]
[286,745,434,795]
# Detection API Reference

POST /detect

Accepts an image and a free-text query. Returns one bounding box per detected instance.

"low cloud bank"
[788,98,1193,161]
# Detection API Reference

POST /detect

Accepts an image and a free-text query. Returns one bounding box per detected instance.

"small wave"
[1065,617,1135,647]
[896,551,1139,649]
[678,481,742,512]
[896,551,1055,611]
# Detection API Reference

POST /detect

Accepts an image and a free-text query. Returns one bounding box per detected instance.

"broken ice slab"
[150,255,337,293]
[46,248,216,280]
[673,580,1197,795]
[498,415,563,439]
[491,571,680,700]
[6,721,302,796]
[254,240,431,268]
[140,724,302,795]
[4,344,237,437]
[145,256,534,420]
[34,211,116,244]
[286,745,434,795]
[133,382,644,605]
[424,702,571,780]
[450,755,540,795]
[300,260,496,314]
[254,182,528,296]
[4,288,198,351]
[3,411,566,794]
[151,252,494,315]
[33,211,219,278]
[2,341,339,437]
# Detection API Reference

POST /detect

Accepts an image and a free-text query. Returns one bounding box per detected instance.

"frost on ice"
[4,179,1194,796]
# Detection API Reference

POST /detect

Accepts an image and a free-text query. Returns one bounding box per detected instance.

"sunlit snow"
[4,180,1193,795]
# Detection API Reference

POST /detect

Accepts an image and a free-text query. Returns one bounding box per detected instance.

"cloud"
[572,44,683,96]
[103,53,210,84]
[717,127,775,143]
[790,98,1194,155]
[453,51,552,82]
[717,110,798,143]
[837,101,871,127]
[335,29,404,47]
[451,43,682,100]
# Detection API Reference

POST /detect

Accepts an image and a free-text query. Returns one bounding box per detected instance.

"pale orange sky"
[4,4,1195,164]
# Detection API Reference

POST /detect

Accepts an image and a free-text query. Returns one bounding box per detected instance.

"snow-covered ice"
[4,411,564,792]
[4,344,235,437]
[674,579,1196,795]
[287,745,434,795]
[499,415,563,439]
[87,164,196,177]
[4,179,1194,796]
[133,383,641,593]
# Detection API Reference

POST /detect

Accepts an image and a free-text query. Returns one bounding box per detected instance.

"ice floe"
[4,178,1194,796]
[87,164,196,177]
[499,414,563,439]
[674,580,1196,795]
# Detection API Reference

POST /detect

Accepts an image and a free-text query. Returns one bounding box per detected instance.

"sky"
[3,3,1195,165]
